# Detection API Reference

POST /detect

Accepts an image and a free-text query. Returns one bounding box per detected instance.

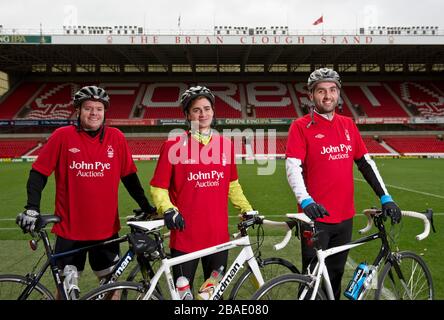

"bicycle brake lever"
[424,208,436,233]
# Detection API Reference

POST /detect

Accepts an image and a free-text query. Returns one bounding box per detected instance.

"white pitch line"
[354,178,444,199]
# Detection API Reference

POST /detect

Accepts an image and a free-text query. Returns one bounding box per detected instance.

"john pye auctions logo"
[69,160,111,177]
[187,170,224,188]
[320,144,353,160]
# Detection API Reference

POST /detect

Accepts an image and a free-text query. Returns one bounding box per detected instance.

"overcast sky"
[0,0,442,32]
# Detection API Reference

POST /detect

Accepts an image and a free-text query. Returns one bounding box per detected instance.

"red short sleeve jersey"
[32,126,136,240]
[150,132,238,253]
[286,113,368,223]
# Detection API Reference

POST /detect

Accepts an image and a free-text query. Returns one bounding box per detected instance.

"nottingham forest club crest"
[107,145,114,158]
[222,153,227,166]
[344,129,350,141]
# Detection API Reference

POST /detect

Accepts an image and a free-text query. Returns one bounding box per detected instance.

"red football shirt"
[286,113,368,223]
[150,132,238,253]
[33,126,136,240]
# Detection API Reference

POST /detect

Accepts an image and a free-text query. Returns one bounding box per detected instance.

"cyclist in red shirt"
[150,86,254,287]
[16,85,156,289]
[286,68,402,299]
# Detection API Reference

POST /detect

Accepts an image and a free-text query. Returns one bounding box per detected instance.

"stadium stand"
[341,83,409,118]
[0,27,443,160]
[362,136,393,154]
[127,137,165,156]
[0,139,41,158]
[0,82,42,119]
[5,81,444,120]
[382,135,444,155]
[387,82,444,117]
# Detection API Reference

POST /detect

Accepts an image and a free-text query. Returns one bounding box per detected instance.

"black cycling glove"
[301,198,330,221]
[164,208,185,231]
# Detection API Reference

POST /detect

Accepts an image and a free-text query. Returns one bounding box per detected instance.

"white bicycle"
[252,208,435,300]
[81,211,299,300]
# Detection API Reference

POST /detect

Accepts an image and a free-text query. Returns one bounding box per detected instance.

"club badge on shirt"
[107,145,114,158]
[345,129,350,141]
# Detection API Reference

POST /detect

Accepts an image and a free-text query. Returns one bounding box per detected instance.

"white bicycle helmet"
[73,85,110,109]
[307,68,342,91]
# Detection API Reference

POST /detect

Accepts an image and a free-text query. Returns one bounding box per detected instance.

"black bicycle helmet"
[73,85,110,109]
[307,68,342,91]
[180,86,215,114]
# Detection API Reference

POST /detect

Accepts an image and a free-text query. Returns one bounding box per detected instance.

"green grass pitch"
[0,158,442,299]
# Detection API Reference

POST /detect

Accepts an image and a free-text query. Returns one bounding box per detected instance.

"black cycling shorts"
[54,234,120,278]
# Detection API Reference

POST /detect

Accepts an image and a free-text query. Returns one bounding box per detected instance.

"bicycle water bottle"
[176,276,193,300]
[344,262,368,300]
[63,264,80,300]
[197,266,225,300]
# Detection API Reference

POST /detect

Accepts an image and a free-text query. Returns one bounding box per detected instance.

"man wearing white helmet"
[16,85,156,295]
[150,85,254,288]
[285,68,402,299]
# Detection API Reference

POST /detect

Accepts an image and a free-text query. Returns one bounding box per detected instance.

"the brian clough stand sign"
[51,34,444,45]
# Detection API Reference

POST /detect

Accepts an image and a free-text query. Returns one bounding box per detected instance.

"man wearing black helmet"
[286,68,402,299]
[16,85,156,295]
[150,85,254,288]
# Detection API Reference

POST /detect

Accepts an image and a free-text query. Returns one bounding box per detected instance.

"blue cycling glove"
[381,195,402,224]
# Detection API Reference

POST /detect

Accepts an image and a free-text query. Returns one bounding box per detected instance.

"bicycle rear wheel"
[0,274,54,300]
[229,257,299,300]
[376,251,434,300]
[81,281,163,300]
[251,273,326,300]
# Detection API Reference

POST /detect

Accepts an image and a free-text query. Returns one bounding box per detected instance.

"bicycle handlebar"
[360,208,432,241]
[232,214,294,251]
[261,219,293,251]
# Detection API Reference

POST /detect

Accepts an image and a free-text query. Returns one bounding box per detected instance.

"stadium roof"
[1,29,443,75]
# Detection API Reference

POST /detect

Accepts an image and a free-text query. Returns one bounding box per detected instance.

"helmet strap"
[306,105,316,128]
[211,115,217,129]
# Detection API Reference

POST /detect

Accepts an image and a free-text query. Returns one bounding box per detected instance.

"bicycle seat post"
[39,229,55,258]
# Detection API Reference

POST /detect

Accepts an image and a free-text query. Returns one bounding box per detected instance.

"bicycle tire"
[251,273,327,300]
[375,251,434,300]
[228,257,299,300]
[81,281,163,300]
[0,274,54,300]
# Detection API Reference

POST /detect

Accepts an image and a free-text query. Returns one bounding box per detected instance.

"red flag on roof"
[313,15,323,25]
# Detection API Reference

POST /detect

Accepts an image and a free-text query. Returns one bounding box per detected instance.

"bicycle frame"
[288,209,432,300]
[305,235,378,300]
[128,217,290,300]
[17,219,146,300]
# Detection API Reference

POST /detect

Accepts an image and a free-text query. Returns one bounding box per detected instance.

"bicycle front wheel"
[376,251,434,300]
[0,274,54,300]
[251,273,327,300]
[229,257,299,300]
[81,281,163,300]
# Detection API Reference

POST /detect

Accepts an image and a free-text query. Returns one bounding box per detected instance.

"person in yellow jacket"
[150,85,253,287]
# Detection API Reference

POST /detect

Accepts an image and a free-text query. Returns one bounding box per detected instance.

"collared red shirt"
[286,113,368,223]
[150,132,237,252]
[33,126,136,240]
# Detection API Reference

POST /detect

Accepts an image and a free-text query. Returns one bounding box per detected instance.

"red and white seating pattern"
[342,83,409,117]
[382,136,444,154]
[1,81,444,120]
[387,82,444,117]
[2,135,444,158]
[0,139,41,158]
